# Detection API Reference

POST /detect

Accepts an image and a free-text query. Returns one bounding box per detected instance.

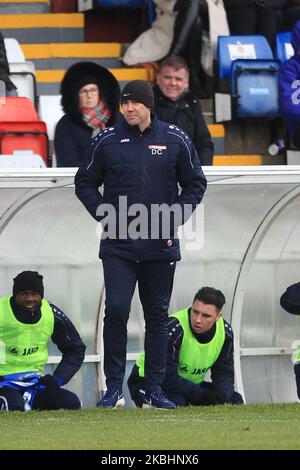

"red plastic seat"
[0,96,38,121]
[0,121,48,165]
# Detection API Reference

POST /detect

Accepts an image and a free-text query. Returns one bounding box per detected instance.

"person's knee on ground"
[32,388,81,410]
[231,391,244,404]
[0,388,25,411]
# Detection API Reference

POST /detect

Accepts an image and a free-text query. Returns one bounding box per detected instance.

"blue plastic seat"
[216,35,280,119]
[231,59,280,117]
[275,32,293,63]
[217,35,274,80]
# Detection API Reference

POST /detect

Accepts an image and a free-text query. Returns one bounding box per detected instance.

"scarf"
[81,99,111,133]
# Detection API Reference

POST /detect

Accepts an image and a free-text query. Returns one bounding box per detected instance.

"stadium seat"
[4,38,25,63]
[275,32,293,63]
[214,35,280,121]
[38,95,63,167]
[0,121,48,165]
[0,121,48,166]
[0,99,49,165]
[217,35,274,80]
[0,96,38,121]
[231,59,280,118]
[38,95,63,141]
[0,153,46,168]
[9,62,37,107]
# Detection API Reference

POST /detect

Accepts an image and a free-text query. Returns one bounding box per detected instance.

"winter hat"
[121,80,154,110]
[13,271,44,297]
[76,76,99,92]
[60,61,121,124]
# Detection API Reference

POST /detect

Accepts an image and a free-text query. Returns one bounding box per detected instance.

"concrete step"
[213,154,285,166]
[22,42,122,59]
[32,57,122,69]
[35,67,149,95]
[0,1,50,14]
[21,42,122,69]
[0,13,84,43]
[208,124,225,155]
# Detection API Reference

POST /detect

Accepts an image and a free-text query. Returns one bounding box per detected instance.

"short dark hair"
[193,287,225,312]
[158,56,189,76]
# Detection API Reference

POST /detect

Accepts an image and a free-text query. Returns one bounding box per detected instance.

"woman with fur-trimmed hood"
[54,61,120,167]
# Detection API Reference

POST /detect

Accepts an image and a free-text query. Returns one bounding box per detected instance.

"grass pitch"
[0,403,299,450]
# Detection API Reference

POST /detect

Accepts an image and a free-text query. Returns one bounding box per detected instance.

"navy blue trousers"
[294,363,300,399]
[128,366,244,407]
[102,256,176,392]
[0,387,81,411]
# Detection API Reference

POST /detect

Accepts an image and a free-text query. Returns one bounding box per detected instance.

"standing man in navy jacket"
[75,80,207,409]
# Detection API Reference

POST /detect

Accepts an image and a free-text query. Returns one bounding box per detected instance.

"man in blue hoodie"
[278,20,300,149]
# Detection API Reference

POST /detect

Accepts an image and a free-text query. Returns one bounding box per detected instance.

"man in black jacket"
[0,271,86,411]
[128,287,244,407]
[75,80,207,409]
[154,56,213,166]
[280,282,300,399]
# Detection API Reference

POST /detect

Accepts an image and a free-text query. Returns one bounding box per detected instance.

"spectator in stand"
[54,62,120,167]
[122,1,228,98]
[154,56,213,165]
[278,20,300,148]
[281,1,300,31]
[224,1,287,49]
[0,31,18,97]
[168,0,229,98]
[0,271,86,411]
[122,1,177,67]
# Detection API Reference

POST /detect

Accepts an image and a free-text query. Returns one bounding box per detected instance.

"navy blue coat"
[54,115,92,167]
[75,115,207,262]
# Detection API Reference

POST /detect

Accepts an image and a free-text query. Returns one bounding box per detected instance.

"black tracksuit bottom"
[102,256,176,393]
[0,387,81,411]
